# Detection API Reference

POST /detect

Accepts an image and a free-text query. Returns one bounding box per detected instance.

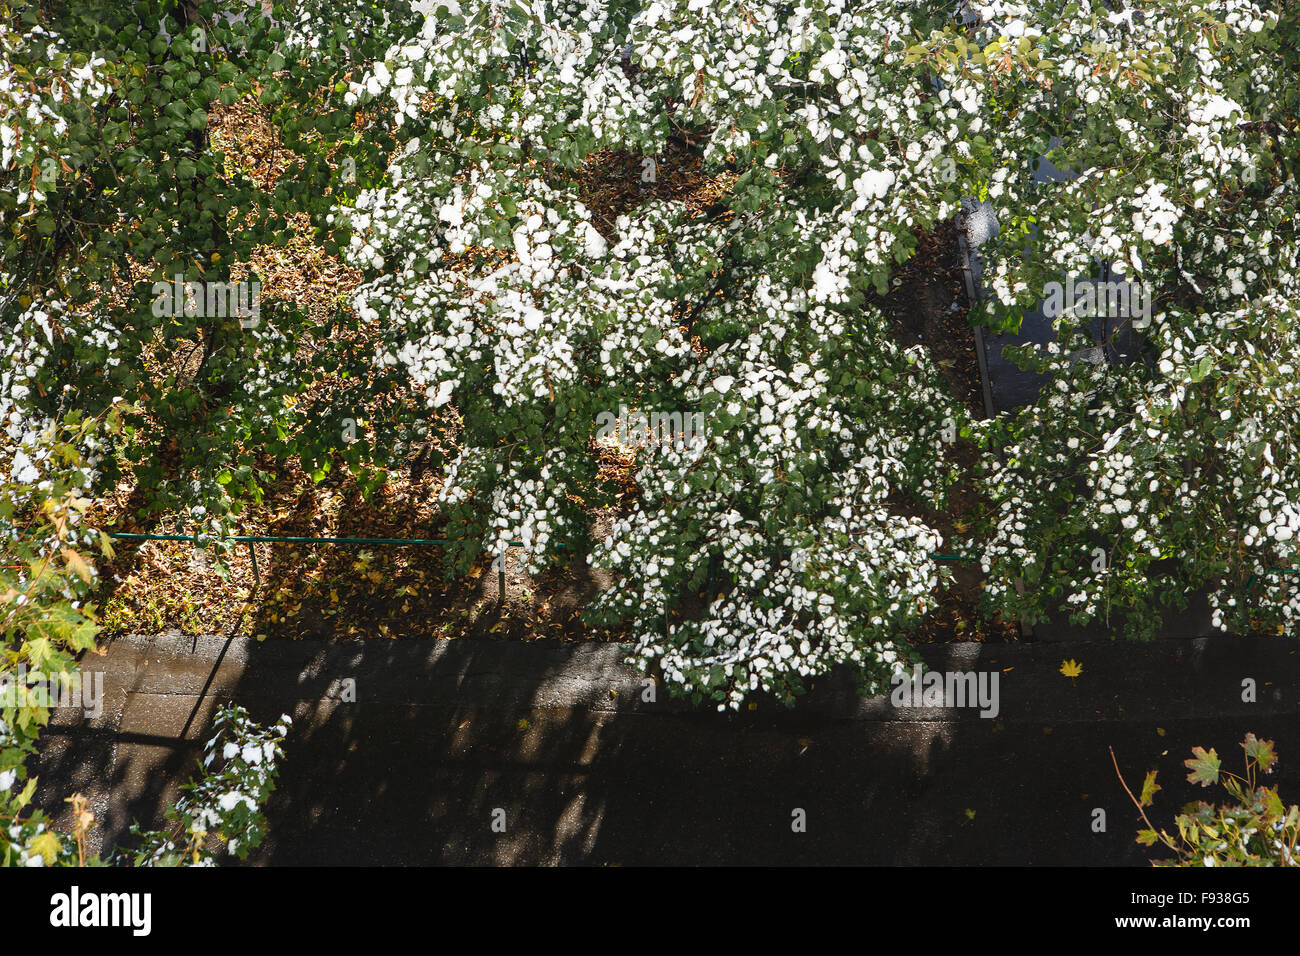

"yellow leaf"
[1059,658,1083,678]
[28,832,61,864]
[1139,770,1162,807]
[61,548,93,584]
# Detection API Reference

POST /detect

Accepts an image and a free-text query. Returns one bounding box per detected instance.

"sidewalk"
[34,632,1300,864]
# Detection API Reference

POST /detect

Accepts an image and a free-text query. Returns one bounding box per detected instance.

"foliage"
[953,1,1300,640]
[0,409,284,866]
[5,0,1300,710]
[0,409,121,867]
[126,704,291,866]
[0,0,418,535]
[332,0,1300,704]
[1116,734,1300,867]
[332,0,984,707]
[1,702,288,866]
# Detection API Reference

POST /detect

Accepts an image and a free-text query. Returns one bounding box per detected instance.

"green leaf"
[1242,734,1277,774]
[1185,746,1221,788]
[1139,770,1161,807]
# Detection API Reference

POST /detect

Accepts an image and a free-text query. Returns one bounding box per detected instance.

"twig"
[1109,745,1178,852]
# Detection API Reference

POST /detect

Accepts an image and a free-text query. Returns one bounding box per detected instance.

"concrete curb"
[64,630,1300,723]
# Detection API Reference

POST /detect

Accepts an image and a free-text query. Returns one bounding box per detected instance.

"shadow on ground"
[31,631,1300,865]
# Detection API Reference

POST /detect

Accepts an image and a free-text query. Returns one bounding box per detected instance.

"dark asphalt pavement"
[33,632,1300,865]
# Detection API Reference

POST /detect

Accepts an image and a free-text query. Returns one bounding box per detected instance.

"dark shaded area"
[967,149,1148,415]
[873,220,984,417]
[32,632,1300,865]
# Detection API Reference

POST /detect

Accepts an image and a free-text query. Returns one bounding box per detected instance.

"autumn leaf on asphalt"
[1139,770,1161,807]
[1060,658,1083,678]
[964,808,976,821]
[1185,746,1222,787]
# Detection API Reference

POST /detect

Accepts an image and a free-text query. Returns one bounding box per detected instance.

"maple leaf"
[1059,658,1083,678]
[61,548,93,584]
[1185,746,1221,787]
[1139,770,1161,807]
[27,831,62,864]
[1242,733,1278,774]
[1135,828,1160,847]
